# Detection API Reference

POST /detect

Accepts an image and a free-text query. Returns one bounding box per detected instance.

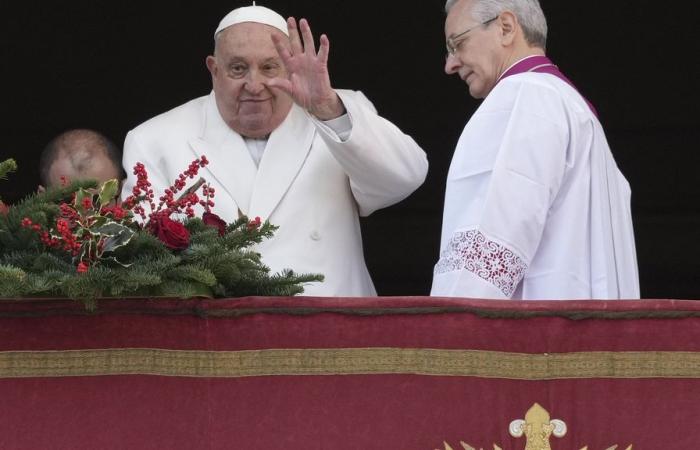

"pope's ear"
[206,55,218,77]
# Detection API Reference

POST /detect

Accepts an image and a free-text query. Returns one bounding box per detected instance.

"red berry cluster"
[55,218,82,255]
[59,202,79,221]
[247,216,262,231]
[81,197,93,210]
[100,204,127,220]
[21,217,81,256]
[123,156,215,222]
[122,162,154,220]
[20,217,41,232]
[201,184,216,213]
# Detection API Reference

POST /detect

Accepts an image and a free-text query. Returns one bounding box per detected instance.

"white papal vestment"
[432,71,639,300]
[123,90,428,297]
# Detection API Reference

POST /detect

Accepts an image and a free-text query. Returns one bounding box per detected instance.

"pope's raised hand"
[268,17,345,120]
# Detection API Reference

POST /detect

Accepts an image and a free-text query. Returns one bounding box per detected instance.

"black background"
[1,1,698,298]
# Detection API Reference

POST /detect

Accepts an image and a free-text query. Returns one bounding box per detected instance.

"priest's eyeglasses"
[446,16,498,56]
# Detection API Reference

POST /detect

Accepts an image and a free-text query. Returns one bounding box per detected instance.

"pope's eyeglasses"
[445,16,498,56]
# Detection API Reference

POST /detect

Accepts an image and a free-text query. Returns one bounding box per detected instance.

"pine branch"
[155,280,214,299]
[221,219,278,250]
[166,264,218,287]
[0,158,17,182]
[105,269,162,297]
[22,270,71,296]
[0,264,27,297]
[224,269,324,297]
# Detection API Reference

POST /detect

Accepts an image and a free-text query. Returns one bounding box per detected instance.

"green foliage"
[0,158,18,205]
[0,265,26,297]
[0,161,324,308]
[0,180,98,253]
[0,159,17,183]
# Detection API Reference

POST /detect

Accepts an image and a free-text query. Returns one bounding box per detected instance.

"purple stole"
[498,55,598,117]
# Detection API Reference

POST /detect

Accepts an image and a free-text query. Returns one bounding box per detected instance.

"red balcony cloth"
[1,297,699,449]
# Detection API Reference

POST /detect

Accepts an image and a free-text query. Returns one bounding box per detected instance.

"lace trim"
[434,230,528,297]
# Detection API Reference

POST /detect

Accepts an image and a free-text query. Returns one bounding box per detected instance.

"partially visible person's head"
[206,5,294,139]
[39,129,124,189]
[444,0,547,98]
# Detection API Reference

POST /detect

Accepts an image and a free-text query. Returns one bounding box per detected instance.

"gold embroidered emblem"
[509,403,566,450]
[437,403,632,450]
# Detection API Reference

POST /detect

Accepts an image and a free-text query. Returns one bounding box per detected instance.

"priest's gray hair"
[445,0,547,50]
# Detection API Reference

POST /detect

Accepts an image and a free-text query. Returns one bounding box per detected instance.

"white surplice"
[122,90,428,296]
[431,72,639,300]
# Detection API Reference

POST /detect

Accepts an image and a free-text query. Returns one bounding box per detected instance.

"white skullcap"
[214,4,289,37]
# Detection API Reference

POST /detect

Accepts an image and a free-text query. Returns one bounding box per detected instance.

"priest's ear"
[498,11,518,47]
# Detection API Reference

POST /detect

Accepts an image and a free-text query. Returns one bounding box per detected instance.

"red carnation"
[202,211,226,237]
[149,215,190,250]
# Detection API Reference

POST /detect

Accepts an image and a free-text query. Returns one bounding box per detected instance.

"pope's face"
[207,23,293,138]
[444,0,503,99]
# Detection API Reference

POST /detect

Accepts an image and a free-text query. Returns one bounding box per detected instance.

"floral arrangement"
[0,157,322,309]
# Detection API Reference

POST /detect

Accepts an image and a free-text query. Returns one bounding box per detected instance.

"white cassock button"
[310,231,321,241]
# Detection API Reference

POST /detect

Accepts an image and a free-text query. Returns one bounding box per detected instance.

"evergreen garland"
[0,158,323,309]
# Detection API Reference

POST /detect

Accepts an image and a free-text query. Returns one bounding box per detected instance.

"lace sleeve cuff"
[434,229,528,298]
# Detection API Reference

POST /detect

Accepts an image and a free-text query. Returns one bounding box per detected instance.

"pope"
[121,4,428,296]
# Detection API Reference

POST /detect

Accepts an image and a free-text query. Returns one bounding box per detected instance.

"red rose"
[149,215,190,250]
[0,201,9,216]
[202,212,226,237]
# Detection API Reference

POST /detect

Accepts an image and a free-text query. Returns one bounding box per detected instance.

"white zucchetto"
[214,4,289,37]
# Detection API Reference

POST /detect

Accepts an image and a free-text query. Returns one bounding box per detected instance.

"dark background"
[1,1,698,298]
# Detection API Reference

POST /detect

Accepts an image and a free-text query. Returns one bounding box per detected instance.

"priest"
[122,5,428,296]
[432,0,639,299]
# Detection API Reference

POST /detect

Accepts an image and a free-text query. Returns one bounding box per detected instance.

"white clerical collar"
[497,55,546,83]
[243,137,267,168]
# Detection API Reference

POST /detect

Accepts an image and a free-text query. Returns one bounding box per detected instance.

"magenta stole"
[498,55,598,117]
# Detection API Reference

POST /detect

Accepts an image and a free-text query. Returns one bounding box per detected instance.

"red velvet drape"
[1,297,699,449]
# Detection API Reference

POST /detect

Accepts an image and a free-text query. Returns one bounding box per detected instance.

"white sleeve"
[320,114,352,142]
[121,129,171,204]
[307,90,429,216]
[433,82,570,298]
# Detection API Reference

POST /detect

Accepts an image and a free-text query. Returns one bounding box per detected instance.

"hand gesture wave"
[268,17,344,120]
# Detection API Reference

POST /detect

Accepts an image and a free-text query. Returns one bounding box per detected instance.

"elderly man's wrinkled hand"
[268,17,345,120]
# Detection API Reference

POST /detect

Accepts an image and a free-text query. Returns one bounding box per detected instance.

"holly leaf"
[89,215,109,230]
[98,179,119,207]
[96,221,135,253]
[74,188,93,215]
[100,256,133,268]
